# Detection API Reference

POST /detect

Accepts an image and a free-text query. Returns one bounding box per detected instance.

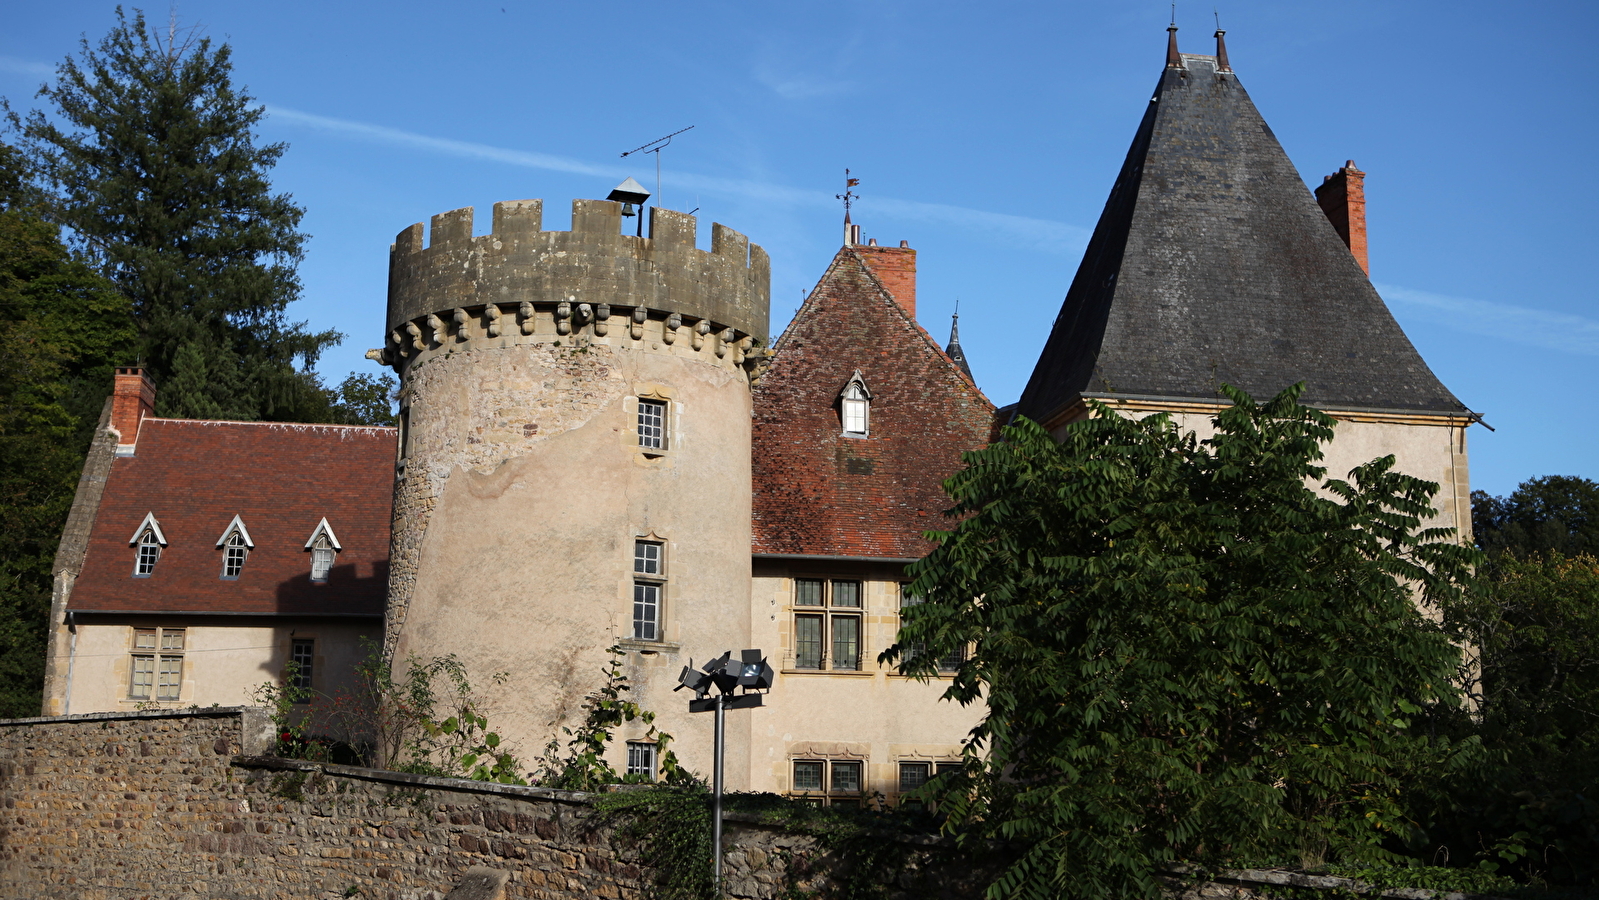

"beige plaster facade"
[50,617,377,719]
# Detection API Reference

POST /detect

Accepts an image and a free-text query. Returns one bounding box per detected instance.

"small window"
[130,627,184,701]
[633,583,661,641]
[790,579,864,671]
[791,758,865,807]
[135,530,161,576]
[899,589,967,673]
[626,741,657,780]
[899,762,930,793]
[632,539,666,642]
[222,532,248,579]
[129,512,167,577]
[839,372,872,436]
[638,399,667,451]
[304,518,343,582]
[290,639,314,697]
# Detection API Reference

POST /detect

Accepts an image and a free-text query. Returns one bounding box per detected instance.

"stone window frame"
[788,578,865,673]
[625,741,658,780]
[631,532,668,643]
[626,384,678,459]
[129,626,185,702]
[790,758,866,807]
[129,512,167,578]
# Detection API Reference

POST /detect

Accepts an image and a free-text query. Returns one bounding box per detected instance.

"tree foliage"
[0,140,134,716]
[1472,476,1599,559]
[886,385,1478,900]
[10,7,341,421]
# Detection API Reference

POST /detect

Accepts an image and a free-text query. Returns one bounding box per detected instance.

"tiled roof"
[752,247,994,559]
[69,418,396,617]
[1016,50,1466,425]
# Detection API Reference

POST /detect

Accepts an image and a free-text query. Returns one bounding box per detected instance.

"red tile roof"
[70,419,396,617]
[752,247,994,559]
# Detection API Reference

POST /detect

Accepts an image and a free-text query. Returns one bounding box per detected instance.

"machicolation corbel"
[452,308,469,342]
[484,304,502,337]
[406,322,424,352]
[631,306,646,340]
[555,302,571,335]
[595,303,611,336]
[716,327,735,359]
[518,301,534,335]
[664,313,682,345]
[693,319,710,351]
[425,314,445,348]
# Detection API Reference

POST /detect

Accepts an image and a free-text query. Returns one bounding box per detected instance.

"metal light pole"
[676,649,774,899]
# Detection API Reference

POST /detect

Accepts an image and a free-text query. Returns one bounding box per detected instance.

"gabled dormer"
[303,518,342,582]
[839,371,872,437]
[215,515,254,580]
[129,512,167,577]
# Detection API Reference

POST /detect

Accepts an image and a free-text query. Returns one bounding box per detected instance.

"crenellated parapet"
[379,200,769,372]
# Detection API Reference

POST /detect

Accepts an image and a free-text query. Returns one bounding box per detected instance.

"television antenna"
[622,125,695,211]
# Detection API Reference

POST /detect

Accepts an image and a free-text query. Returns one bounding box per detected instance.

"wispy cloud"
[0,55,52,78]
[1376,283,1599,357]
[265,105,1087,255]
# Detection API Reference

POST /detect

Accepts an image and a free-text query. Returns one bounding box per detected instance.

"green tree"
[10,7,340,421]
[0,140,134,716]
[887,385,1478,900]
[328,372,398,427]
[1472,476,1599,559]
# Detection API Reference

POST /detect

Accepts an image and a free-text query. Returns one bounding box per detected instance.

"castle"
[38,29,1474,805]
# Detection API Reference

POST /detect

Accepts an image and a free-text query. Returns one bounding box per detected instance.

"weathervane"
[621,125,695,211]
[837,169,861,246]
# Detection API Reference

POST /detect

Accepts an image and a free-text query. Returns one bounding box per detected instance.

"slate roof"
[1015,44,1466,425]
[69,418,395,617]
[752,247,994,559]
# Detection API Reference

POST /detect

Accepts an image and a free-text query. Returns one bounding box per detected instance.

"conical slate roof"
[1015,38,1466,425]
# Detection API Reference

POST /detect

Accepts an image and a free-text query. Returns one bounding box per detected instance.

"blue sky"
[2,1,1593,498]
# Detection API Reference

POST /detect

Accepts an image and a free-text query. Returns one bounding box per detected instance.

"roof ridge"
[841,248,992,404]
[142,418,397,433]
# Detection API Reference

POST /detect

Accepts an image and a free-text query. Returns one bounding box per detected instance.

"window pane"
[312,546,335,581]
[794,615,823,669]
[935,762,963,779]
[638,400,666,450]
[130,655,154,699]
[633,583,660,641]
[831,616,860,671]
[792,761,824,792]
[899,762,930,792]
[157,656,181,700]
[938,642,968,672]
[224,536,247,578]
[843,399,867,434]
[136,536,160,575]
[633,541,661,576]
[133,628,157,650]
[291,639,314,692]
[160,629,184,651]
[794,579,823,607]
[626,742,656,779]
[830,760,861,793]
[831,580,861,608]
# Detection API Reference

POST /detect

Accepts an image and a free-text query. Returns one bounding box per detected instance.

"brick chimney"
[1314,160,1369,275]
[854,242,917,318]
[111,367,156,446]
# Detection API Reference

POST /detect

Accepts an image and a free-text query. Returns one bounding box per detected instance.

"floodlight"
[684,645,775,896]
[674,662,711,698]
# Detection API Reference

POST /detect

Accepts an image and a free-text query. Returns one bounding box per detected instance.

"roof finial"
[1213,9,1231,72]
[1166,10,1183,69]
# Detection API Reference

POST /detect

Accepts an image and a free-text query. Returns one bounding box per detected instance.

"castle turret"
[377,200,769,779]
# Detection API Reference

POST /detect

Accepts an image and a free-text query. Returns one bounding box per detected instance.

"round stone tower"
[375,198,769,778]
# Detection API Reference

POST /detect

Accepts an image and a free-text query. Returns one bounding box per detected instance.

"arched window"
[840,371,871,436]
[129,512,167,577]
[215,515,254,580]
[303,518,342,583]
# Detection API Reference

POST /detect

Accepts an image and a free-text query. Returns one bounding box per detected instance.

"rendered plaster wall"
[747,563,982,800]
[52,620,379,717]
[388,333,756,785]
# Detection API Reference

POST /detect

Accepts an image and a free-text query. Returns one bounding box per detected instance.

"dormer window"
[129,513,167,577]
[304,518,342,583]
[215,515,254,580]
[840,372,872,436]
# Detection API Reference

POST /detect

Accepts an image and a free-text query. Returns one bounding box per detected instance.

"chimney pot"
[898,240,909,248]
[868,238,878,246]
[111,367,157,446]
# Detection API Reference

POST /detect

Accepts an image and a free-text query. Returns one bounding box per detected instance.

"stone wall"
[0,708,987,900]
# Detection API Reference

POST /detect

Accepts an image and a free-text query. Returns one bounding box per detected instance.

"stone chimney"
[1314,161,1369,275]
[854,243,917,318]
[111,367,156,447]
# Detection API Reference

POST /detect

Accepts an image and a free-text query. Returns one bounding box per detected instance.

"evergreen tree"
[888,385,1479,900]
[1472,476,1599,559]
[0,140,134,716]
[11,7,340,421]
